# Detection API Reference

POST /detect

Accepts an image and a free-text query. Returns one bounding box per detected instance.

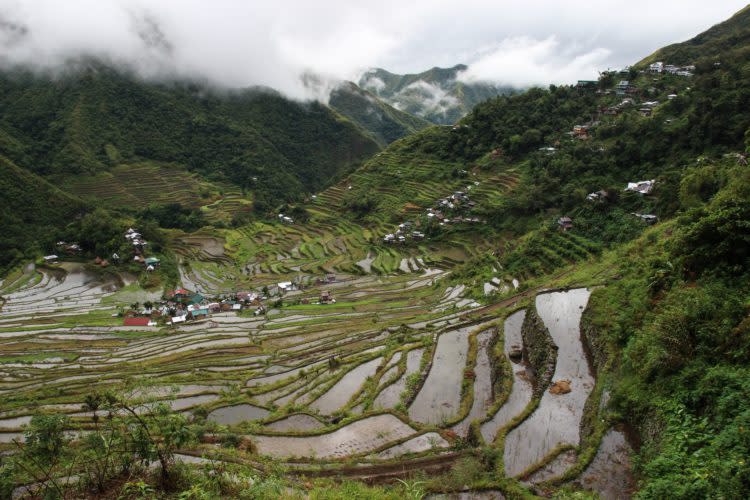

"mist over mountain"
[0,0,746,102]
[359,64,516,124]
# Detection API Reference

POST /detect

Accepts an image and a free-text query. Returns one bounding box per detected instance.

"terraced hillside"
[0,256,631,498]
[3,7,750,498]
[61,162,222,207]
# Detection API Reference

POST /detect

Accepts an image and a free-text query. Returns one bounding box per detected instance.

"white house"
[625,180,655,194]
[649,61,664,73]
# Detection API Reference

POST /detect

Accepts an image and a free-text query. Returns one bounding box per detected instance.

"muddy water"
[265,414,323,432]
[409,325,474,424]
[0,415,32,429]
[310,357,382,414]
[524,449,578,483]
[253,414,415,459]
[504,289,593,477]
[374,432,449,459]
[207,404,270,425]
[481,310,533,443]
[169,394,221,411]
[573,427,635,499]
[356,253,374,273]
[373,348,423,409]
[246,361,325,388]
[0,432,23,443]
[453,329,495,436]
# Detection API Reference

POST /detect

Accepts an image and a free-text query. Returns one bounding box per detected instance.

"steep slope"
[639,4,750,66]
[328,81,431,146]
[0,155,86,270]
[0,61,380,210]
[314,6,750,497]
[359,64,514,124]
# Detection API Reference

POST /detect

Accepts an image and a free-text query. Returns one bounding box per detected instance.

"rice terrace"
[0,158,633,498]
[3,2,750,499]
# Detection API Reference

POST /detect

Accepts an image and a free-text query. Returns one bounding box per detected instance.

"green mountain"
[2,6,750,498]
[639,4,750,65]
[0,154,86,266]
[0,60,379,207]
[359,64,515,124]
[0,60,382,271]
[328,81,431,146]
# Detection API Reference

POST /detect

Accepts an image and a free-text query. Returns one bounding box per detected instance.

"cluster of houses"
[560,179,658,231]
[600,93,677,118]
[383,187,485,244]
[383,221,425,244]
[43,241,83,263]
[123,288,263,327]
[648,61,695,77]
[426,188,483,226]
[125,228,161,271]
[122,277,340,327]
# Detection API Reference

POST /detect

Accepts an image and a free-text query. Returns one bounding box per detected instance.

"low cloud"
[458,36,611,88]
[0,0,746,100]
[397,80,460,118]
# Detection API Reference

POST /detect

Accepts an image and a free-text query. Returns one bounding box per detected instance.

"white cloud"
[361,75,387,94]
[458,36,611,87]
[396,80,460,118]
[0,0,746,99]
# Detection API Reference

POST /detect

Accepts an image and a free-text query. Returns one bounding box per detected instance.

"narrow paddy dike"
[452,328,495,437]
[480,309,533,443]
[503,288,594,478]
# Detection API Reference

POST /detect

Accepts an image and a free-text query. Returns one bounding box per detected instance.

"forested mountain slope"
[0,155,86,266]
[0,61,379,205]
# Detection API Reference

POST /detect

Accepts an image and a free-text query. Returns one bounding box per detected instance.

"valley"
[2,4,750,499]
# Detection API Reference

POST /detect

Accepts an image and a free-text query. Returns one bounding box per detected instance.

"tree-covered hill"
[0,155,86,267]
[0,60,380,207]
[314,6,750,497]
[639,4,750,66]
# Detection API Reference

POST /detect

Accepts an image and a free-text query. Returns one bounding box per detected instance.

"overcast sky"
[0,0,747,98]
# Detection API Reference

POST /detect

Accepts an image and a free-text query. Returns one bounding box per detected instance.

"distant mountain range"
[358,64,516,125]
[328,81,431,147]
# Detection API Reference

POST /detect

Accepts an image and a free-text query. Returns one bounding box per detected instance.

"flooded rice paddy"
[0,258,631,493]
[504,289,594,477]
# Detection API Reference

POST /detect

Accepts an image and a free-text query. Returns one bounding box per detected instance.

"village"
[121,275,338,328]
[382,185,485,244]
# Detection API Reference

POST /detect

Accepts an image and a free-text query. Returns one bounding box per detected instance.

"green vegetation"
[3,5,750,499]
[0,155,85,271]
[0,60,381,270]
